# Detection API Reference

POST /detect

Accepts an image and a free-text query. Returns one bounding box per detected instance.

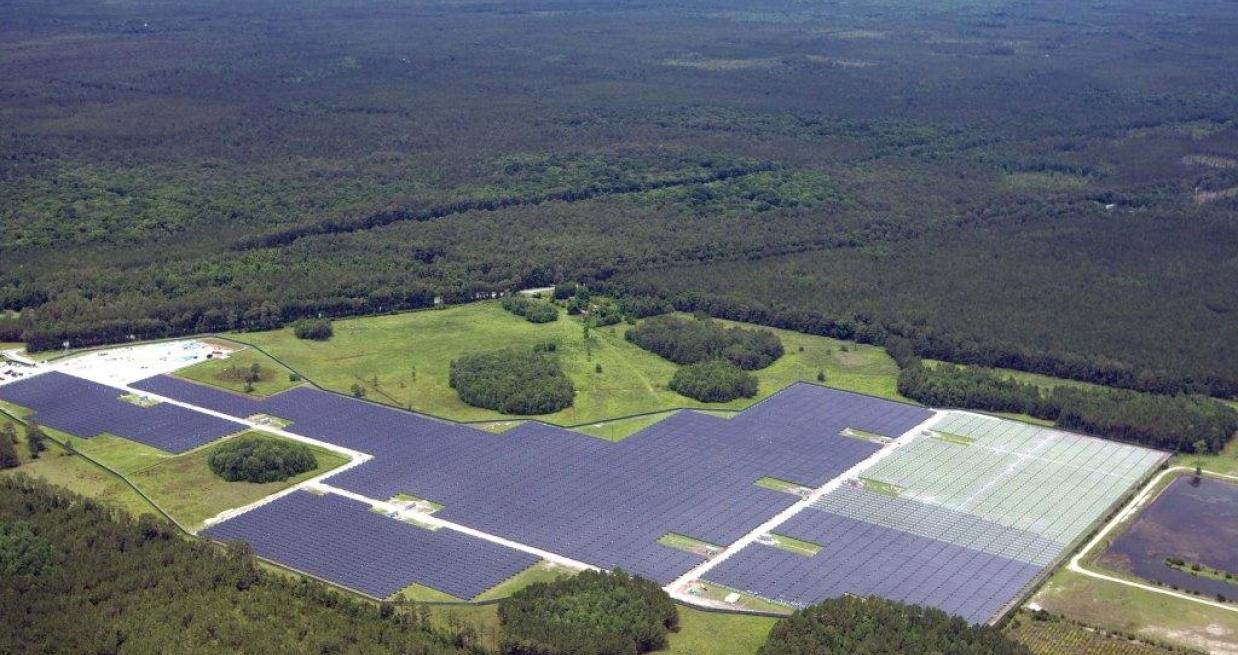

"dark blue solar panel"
[135,377,933,583]
[203,491,539,599]
[133,374,265,418]
[0,372,243,453]
[704,511,1042,624]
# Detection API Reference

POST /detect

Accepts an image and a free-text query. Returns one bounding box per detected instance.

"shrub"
[208,435,318,483]
[669,360,758,402]
[626,316,783,370]
[293,318,333,341]
[450,348,574,415]
[759,596,1030,655]
[498,570,677,655]
[525,302,559,324]
[552,283,577,300]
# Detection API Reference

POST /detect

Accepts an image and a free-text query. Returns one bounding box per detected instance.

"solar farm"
[0,355,1166,621]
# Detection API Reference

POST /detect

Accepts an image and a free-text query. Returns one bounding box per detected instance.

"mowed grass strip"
[233,302,903,426]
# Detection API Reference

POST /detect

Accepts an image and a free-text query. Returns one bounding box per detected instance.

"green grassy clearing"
[859,477,902,497]
[658,533,723,557]
[839,426,892,443]
[392,582,462,603]
[1031,568,1238,654]
[767,534,822,557]
[174,347,300,396]
[930,430,976,446]
[118,392,161,408]
[685,581,792,614]
[474,561,574,601]
[71,433,172,474]
[573,411,679,441]
[389,493,444,512]
[1163,559,1235,584]
[231,302,904,426]
[0,402,159,518]
[754,476,809,495]
[1171,437,1238,476]
[125,430,350,529]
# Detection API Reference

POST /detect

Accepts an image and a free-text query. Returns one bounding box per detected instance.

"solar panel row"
[203,491,540,600]
[0,371,243,453]
[704,511,1042,624]
[136,375,933,584]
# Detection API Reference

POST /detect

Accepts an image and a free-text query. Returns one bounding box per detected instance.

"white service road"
[1064,465,1238,614]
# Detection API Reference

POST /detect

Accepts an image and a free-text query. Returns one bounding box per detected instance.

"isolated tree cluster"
[293,318,334,341]
[669,360,758,403]
[498,570,678,655]
[449,348,574,415]
[207,435,318,483]
[502,296,560,324]
[626,315,784,370]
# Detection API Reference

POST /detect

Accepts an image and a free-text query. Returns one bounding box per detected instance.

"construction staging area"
[0,341,1166,623]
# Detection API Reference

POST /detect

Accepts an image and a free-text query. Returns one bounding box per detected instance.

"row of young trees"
[895,358,1238,454]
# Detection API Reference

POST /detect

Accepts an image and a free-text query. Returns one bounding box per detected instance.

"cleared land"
[128,431,349,528]
[175,347,300,397]
[232,302,901,425]
[1032,568,1238,654]
[1004,611,1194,655]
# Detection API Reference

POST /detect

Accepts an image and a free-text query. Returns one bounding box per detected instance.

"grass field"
[126,431,350,529]
[1032,568,1238,654]
[232,302,903,426]
[175,347,300,397]
[1004,611,1192,655]
[0,398,348,529]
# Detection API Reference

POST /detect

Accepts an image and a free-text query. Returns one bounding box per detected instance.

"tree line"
[895,357,1237,454]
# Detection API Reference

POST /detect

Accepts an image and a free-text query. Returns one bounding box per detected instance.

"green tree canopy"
[498,570,679,655]
[207,435,318,483]
[449,347,574,415]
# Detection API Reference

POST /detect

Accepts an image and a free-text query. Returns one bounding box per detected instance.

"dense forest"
[1,0,1235,402]
[0,475,479,654]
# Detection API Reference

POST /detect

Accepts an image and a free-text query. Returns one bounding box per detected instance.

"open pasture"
[230,302,901,425]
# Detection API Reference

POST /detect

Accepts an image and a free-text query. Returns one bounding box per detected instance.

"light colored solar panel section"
[862,411,1164,543]
[811,485,1062,566]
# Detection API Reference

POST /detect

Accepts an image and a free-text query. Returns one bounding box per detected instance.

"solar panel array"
[702,411,1164,623]
[704,512,1042,623]
[0,371,243,453]
[204,491,540,599]
[135,375,932,583]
